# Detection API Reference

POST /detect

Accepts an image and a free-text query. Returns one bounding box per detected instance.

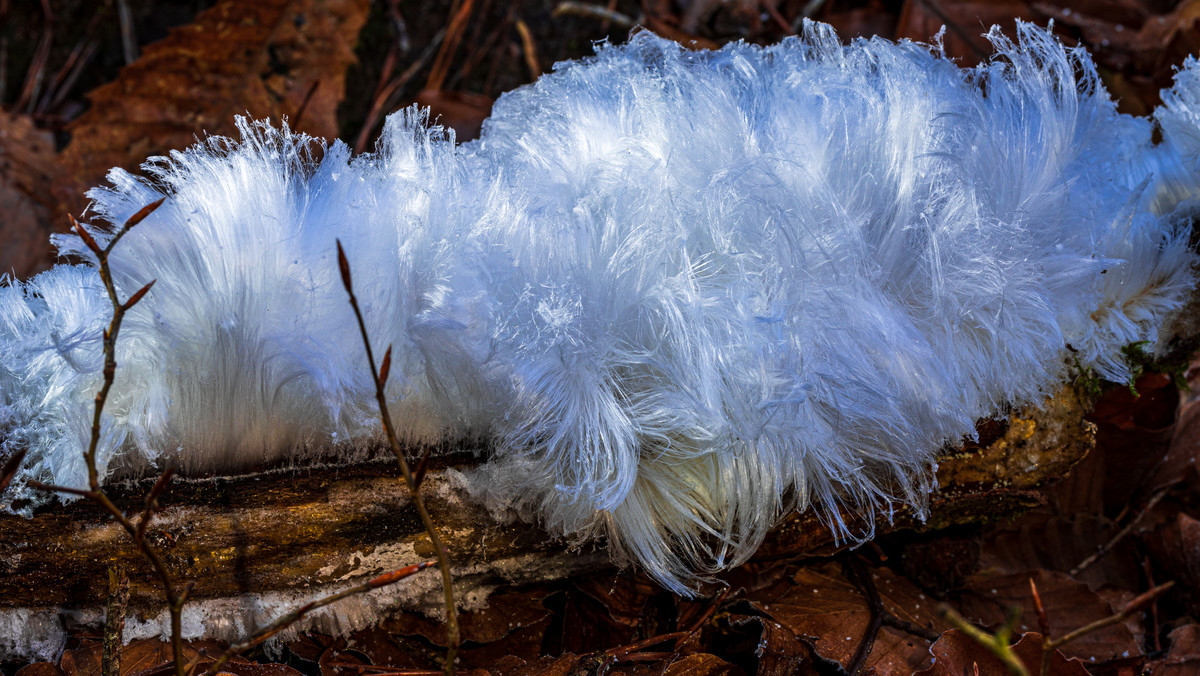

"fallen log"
[0,384,1094,645]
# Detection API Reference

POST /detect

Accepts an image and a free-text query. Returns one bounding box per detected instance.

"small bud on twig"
[336,239,353,292]
[413,446,433,490]
[124,197,167,230]
[369,561,436,588]
[123,280,157,311]
[71,215,103,255]
[379,345,392,386]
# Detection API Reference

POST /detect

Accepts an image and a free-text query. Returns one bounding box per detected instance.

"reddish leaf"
[283,632,335,664]
[979,509,1142,592]
[1146,376,1200,493]
[914,630,1091,676]
[329,627,435,671]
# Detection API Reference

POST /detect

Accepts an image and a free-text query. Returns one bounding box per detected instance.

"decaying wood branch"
[0,385,1093,616]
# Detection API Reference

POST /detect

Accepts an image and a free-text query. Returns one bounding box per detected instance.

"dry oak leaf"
[954,569,1141,663]
[915,630,1091,676]
[748,562,946,675]
[726,615,812,676]
[59,637,237,676]
[1145,512,1200,617]
[661,653,741,675]
[1147,624,1200,676]
[0,110,68,278]
[61,0,370,193]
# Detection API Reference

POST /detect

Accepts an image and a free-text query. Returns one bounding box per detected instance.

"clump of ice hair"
[1,22,1196,597]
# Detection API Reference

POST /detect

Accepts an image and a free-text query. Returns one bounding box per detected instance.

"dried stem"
[0,449,26,494]
[198,562,437,676]
[1040,580,1173,675]
[33,200,194,676]
[1070,487,1170,576]
[337,240,460,674]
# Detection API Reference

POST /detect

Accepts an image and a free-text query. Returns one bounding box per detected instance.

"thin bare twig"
[1045,581,1172,651]
[0,449,26,494]
[15,0,53,114]
[844,559,884,675]
[337,240,460,674]
[32,200,194,676]
[115,0,137,65]
[1070,486,1170,576]
[552,1,635,28]
[425,0,474,93]
[513,18,541,81]
[353,28,445,153]
[198,562,437,676]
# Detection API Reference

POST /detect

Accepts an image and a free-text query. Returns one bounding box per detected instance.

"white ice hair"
[1,22,1197,608]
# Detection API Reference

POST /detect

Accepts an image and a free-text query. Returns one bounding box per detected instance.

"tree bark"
[0,387,1094,614]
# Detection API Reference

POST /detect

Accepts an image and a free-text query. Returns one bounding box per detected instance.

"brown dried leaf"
[0,110,67,279]
[189,663,301,676]
[378,586,552,648]
[484,653,581,676]
[900,535,982,596]
[61,0,370,192]
[60,638,231,676]
[1145,513,1200,616]
[956,568,1141,662]
[979,510,1142,592]
[15,663,66,676]
[1131,0,1200,62]
[317,645,370,676]
[1147,624,1200,676]
[726,616,811,676]
[333,629,441,672]
[661,653,741,675]
[895,0,1036,66]
[914,630,1092,676]
[749,562,944,673]
[283,632,335,664]
[1146,380,1200,493]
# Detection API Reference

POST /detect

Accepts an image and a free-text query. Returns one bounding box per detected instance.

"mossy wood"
[0,387,1093,611]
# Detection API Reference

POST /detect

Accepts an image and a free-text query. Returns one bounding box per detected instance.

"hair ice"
[1,22,1197,600]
